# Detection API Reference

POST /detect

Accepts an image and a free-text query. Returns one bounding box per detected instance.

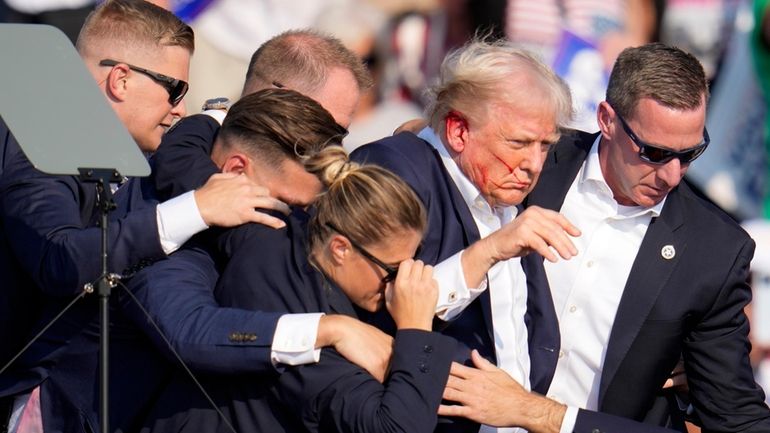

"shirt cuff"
[434,250,488,321]
[156,190,209,255]
[559,406,579,433]
[202,109,227,124]
[271,312,324,366]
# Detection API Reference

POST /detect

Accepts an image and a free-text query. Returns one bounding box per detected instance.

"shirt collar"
[581,135,665,217]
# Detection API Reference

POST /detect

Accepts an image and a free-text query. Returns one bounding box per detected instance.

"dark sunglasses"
[326,222,398,284]
[99,59,189,106]
[615,112,709,165]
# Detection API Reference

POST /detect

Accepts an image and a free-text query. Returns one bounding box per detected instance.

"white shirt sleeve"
[558,406,579,433]
[156,190,209,255]
[202,109,227,124]
[434,250,488,321]
[271,312,323,366]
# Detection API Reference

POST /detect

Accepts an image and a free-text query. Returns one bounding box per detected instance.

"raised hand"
[386,259,438,331]
[317,315,393,383]
[194,172,290,229]
[460,206,580,288]
[482,206,580,263]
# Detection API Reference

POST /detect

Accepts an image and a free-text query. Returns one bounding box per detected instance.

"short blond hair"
[76,0,194,59]
[426,38,572,136]
[305,146,426,250]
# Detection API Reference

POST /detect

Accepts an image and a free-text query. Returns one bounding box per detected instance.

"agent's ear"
[597,101,615,141]
[103,63,131,102]
[220,153,249,174]
[444,111,470,153]
[328,234,351,265]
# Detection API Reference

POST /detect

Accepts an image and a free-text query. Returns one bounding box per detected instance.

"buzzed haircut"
[76,0,194,57]
[217,88,348,168]
[606,43,708,119]
[241,29,372,96]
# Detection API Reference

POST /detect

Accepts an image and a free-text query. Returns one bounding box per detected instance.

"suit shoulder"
[554,129,597,152]
[351,132,434,166]
[218,209,306,261]
[676,182,751,243]
[164,113,220,137]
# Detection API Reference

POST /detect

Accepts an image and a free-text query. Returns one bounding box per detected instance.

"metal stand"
[79,167,121,433]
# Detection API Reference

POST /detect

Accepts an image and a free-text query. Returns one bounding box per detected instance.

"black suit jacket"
[527,130,770,433]
[142,210,456,433]
[153,113,220,200]
[0,116,169,433]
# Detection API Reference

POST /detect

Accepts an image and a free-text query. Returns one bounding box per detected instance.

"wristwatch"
[201,97,231,112]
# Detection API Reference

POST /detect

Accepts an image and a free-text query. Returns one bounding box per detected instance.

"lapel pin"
[661,245,675,260]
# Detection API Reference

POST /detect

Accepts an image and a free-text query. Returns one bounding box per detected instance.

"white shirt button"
[558,350,565,359]
[569,305,577,313]
[587,260,594,268]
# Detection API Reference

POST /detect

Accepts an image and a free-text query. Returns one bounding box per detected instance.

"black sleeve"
[153,114,220,200]
[276,329,456,433]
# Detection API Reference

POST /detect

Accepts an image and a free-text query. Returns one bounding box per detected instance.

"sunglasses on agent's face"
[326,222,399,284]
[99,59,189,106]
[615,111,709,165]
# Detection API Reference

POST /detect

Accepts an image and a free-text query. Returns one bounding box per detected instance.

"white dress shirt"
[544,136,665,433]
[420,127,530,433]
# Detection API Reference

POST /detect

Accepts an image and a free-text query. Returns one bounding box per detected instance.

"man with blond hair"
[351,38,579,433]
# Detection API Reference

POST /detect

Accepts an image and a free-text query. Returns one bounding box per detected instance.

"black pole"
[79,168,120,433]
[97,180,110,433]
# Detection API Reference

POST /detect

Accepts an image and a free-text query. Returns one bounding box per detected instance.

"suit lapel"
[430,147,497,345]
[598,188,687,406]
[526,130,595,211]
[431,146,482,246]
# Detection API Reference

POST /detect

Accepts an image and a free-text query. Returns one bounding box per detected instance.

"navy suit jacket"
[526,130,770,433]
[153,114,220,201]
[0,133,169,433]
[142,210,456,433]
[0,115,164,363]
[121,238,282,375]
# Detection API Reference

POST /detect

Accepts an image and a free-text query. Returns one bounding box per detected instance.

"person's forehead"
[480,100,558,138]
[131,45,191,77]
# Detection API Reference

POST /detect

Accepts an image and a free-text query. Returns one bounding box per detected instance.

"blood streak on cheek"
[493,154,513,173]
[477,164,505,189]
